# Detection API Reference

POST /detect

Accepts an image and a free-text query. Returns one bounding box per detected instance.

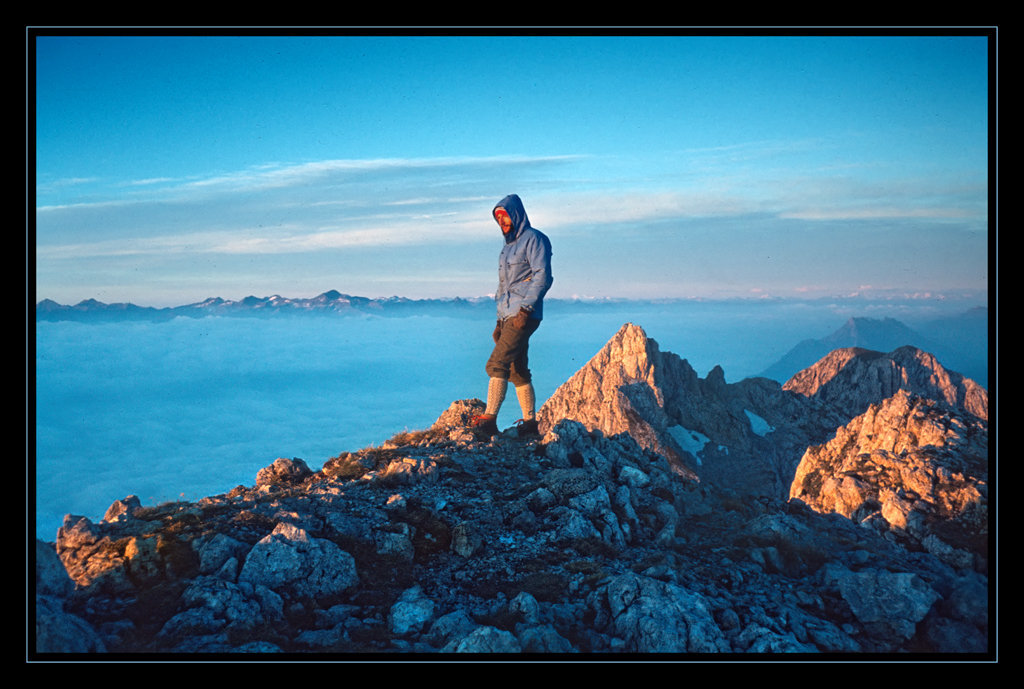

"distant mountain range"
[34,290,495,322]
[758,309,988,388]
[35,291,989,388]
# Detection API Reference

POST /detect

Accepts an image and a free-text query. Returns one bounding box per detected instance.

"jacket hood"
[494,194,531,244]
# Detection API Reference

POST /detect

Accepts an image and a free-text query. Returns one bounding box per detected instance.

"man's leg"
[485,376,508,417]
[515,382,536,420]
[476,318,539,436]
[486,318,539,384]
[514,382,538,439]
[506,319,542,436]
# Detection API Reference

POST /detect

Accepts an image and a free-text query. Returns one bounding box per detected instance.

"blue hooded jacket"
[493,194,553,321]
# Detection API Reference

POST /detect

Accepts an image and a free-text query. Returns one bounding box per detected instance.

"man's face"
[495,209,513,234]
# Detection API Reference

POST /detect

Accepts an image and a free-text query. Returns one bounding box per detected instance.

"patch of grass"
[321,451,377,480]
[133,501,190,522]
[230,510,278,542]
[385,429,439,447]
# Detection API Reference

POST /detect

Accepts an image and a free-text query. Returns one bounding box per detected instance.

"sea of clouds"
[32,298,984,541]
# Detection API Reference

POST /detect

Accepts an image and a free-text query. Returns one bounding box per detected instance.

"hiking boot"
[470,414,499,440]
[515,418,540,438]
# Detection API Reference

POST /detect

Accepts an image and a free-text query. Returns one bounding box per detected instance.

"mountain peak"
[825,316,918,346]
[759,315,937,384]
[538,322,699,476]
[537,323,816,494]
[783,346,987,420]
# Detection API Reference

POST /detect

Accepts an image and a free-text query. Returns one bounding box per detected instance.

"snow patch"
[667,425,710,466]
[744,409,774,437]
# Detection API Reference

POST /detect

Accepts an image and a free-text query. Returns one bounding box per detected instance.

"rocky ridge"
[783,346,988,421]
[790,390,988,570]
[34,324,991,658]
[34,291,491,322]
[758,311,988,388]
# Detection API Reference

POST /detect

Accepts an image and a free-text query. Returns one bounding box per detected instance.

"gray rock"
[103,495,142,523]
[597,573,729,653]
[390,585,436,636]
[255,457,313,487]
[35,595,106,653]
[543,467,599,499]
[158,606,227,641]
[238,522,358,599]
[790,391,988,566]
[36,539,73,598]
[783,346,988,421]
[375,525,416,562]
[618,464,650,489]
[456,626,522,653]
[195,532,249,575]
[40,324,990,657]
[451,522,485,557]
[834,567,940,642]
[547,506,601,541]
[734,624,817,653]
[921,616,987,654]
[517,624,576,653]
[428,609,478,649]
[509,591,542,626]
[295,625,347,649]
[526,487,557,513]
[180,576,264,631]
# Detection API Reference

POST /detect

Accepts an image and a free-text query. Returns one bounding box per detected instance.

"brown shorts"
[485,317,541,386]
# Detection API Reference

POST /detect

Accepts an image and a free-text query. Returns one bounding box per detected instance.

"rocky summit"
[34,324,992,658]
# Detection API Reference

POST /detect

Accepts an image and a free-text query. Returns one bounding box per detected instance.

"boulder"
[238,523,358,599]
[255,457,313,487]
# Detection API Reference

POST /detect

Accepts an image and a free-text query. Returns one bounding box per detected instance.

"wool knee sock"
[515,382,536,421]
[485,377,508,416]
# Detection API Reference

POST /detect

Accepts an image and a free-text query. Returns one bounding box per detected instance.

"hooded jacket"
[493,194,553,321]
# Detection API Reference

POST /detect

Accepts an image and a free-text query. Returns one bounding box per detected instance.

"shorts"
[485,317,541,386]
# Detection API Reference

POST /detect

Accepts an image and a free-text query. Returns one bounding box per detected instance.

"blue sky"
[33,31,992,306]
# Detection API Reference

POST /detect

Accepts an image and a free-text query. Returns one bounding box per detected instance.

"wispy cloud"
[41,155,585,203]
[37,153,987,260]
[35,146,988,305]
[37,211,486,260]
[779,206,977,221]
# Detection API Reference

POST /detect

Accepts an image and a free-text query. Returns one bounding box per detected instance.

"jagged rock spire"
[537,323,701,477]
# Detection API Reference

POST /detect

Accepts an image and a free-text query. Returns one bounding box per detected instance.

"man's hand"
[512,307,531,329]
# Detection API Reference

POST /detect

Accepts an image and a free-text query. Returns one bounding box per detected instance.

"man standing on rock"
[471,194,553,440]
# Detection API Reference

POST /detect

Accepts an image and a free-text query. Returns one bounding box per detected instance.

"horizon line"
[35,289,990,311]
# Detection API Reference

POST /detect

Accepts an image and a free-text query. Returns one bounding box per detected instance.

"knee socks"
[484,377,508,416]
[516,382,536,421]
[485,378,536,422]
